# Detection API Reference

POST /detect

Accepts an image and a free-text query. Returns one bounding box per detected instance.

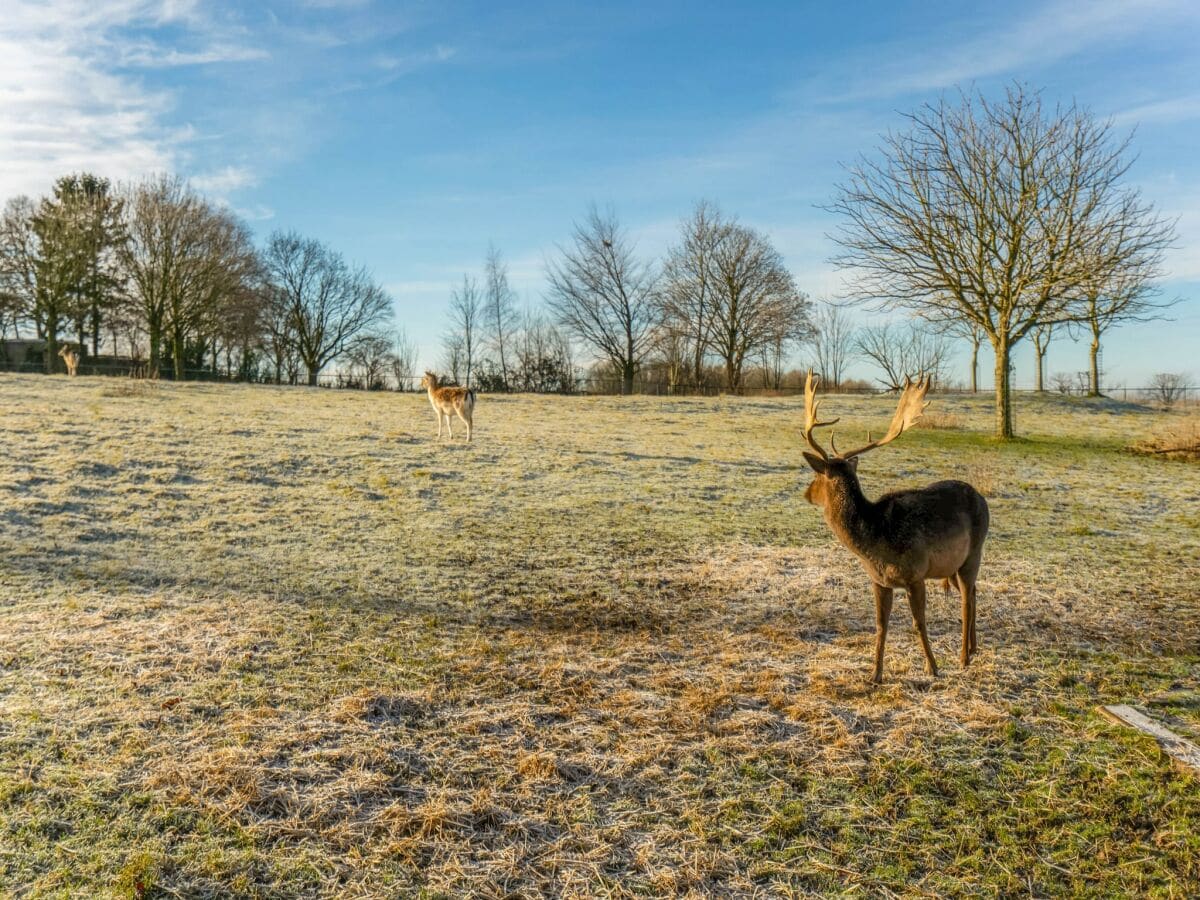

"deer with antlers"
[58,345,80,377]
[420,371,476,442]
[801,371,988,684]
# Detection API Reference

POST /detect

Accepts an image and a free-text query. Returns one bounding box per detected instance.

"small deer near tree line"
[58,345,80,377]
[801,371,989,684]
[420,371,476,442]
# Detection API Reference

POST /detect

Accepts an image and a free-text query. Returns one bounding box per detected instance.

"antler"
[802,370,839,459]
[840,375,931,460]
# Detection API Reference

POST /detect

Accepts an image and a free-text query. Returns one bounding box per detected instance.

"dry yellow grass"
[0,374,1198,897]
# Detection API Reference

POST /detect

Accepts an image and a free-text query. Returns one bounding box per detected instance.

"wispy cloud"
[0,0,263,199]
[191,164,258,195]
[374,44,456,73]
[1112,94,1200,127]
[814,0,1200,103]
[114,41,270,68]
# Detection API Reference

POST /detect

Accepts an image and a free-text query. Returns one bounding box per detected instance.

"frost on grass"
[1,375,1198,896]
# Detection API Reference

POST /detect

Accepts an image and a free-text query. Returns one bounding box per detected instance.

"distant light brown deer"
[420,371,476,442]
[800,371,988,684]
[58,345,80,377]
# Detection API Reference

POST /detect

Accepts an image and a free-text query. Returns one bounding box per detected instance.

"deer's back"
[430,386,474,411]
[875,480,989,549]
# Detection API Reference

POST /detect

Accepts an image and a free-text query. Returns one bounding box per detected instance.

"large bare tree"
[707,223,812,392]
[545,206,657,395]
[828,83,1171,437]
[660,201,724,387]
[263,231,392,386]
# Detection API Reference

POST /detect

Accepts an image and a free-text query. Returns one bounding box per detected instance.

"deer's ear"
[802,452,827,474]
[846,456,858,473]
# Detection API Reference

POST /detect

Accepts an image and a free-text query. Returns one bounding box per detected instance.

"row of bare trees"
[441,204,815,394]
[0,174,393,384]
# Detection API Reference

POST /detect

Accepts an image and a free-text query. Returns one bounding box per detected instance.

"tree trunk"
[45,316,60,374]
[993,339,1014,439]
[970,338,979,393]
[148,319,162,378]
[621,361,634,395]
[307,367,319,387]
[1035,345,1045,393]
[172,329,186,380]
[1089,327,1101,397]
[91,303,101,357]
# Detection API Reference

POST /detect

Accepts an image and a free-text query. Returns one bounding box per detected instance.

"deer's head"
[800,370,930,511]
[419,371,438,391]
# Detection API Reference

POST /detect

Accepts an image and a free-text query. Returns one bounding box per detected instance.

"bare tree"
[1072,204,1175,396]
[262,231,392,386]
[660,200,724,387]
[441,331,465,385]
[1031,322,1054,393]
[512,308,575,393]
[1051,372,1075,395]
[123,175,252,379]
[447,274,482,388]
[483,244,519,391]
[708,223,813,392]
[809,300,856,389]
[0,197,38,345]
[164,205,258,380]
[648,325,688,393]
[263,286,300,384]
[828,83,1170,437]
[1148,372,1188,408]
[856,320,953,390]
[345,332,393,389]
[390,327,418,391]
[545,206,658,395]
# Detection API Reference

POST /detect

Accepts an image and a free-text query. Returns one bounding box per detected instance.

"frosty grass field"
[1,373,1198,897]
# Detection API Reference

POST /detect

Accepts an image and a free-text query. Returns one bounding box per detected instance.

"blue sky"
[3,0,1199,386]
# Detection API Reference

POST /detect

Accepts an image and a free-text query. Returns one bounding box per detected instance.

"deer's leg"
[958,548,983,660]
[967,580,978,657]
[954,574,971,667]
[457,408,471,442]
[907,581,938,677]
[445,414,453,439]
[435,412,443,439]
[870,583,893,685]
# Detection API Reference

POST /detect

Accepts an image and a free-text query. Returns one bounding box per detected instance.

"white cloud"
[374,44,456,72]
[0,0,263,200]
[819,0,1200,102]
[191,164,258,195]
[1112,95,1200,127]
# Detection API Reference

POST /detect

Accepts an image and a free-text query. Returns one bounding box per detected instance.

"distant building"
[0,339,47,368]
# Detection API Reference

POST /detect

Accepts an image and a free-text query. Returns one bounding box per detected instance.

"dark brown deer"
[800,372,988,684]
